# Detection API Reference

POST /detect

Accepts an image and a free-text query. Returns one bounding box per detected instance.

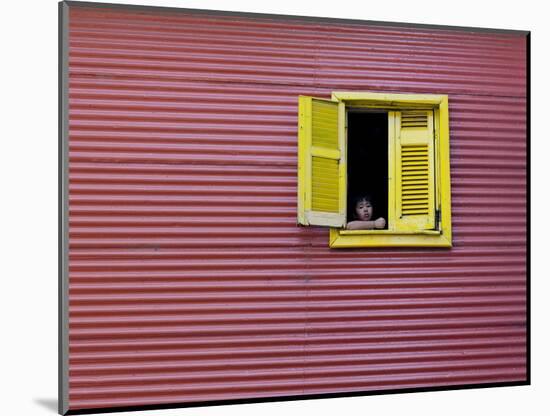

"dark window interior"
[347,111,388,226]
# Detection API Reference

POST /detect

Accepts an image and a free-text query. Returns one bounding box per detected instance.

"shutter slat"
[297,96,346,227]
[312,156,339,212]
[395,110,436,230]
[401,144,430,215]
[401,111,429,129]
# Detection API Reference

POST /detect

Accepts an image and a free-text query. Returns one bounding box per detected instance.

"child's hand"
[374,217,386,229]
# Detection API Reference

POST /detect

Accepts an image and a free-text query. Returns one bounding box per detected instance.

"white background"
[0,0,547,415]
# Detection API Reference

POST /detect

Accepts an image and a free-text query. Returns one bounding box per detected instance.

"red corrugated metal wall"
[65,4,527,412]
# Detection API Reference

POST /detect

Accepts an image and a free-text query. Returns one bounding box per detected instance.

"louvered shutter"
[394,110,436,231]
[297,96,346,227]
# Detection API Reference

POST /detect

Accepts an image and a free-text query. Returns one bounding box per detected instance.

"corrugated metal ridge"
[68,77,525,102]
[68,7,526,96]
[66,1,528,36]
[69,38,524,69]
[68,87,526,170]
[68,26,524,58]
[67,9,525,55]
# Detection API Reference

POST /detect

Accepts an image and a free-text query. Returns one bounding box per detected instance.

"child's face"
[355,199,373,221]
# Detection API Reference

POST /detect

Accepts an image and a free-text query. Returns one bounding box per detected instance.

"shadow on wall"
[34,398,58,414]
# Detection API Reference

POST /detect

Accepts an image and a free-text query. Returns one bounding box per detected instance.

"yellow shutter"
[393,110,437,231]
[297,96,346,227]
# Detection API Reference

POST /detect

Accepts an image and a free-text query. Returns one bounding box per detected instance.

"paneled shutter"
[394,110,436,231]
[297,96,346,227]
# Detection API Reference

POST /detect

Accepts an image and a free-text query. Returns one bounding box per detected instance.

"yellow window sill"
[329,228,452,248]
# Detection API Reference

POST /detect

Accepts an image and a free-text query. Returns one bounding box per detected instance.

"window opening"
[346,110,388,229]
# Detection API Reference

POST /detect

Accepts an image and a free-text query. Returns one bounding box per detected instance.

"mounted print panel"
[60,1,528,414]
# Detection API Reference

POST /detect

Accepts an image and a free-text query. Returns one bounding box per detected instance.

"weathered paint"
[63,2,528,413]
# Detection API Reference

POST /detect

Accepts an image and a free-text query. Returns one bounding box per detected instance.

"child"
[346,194,386,230]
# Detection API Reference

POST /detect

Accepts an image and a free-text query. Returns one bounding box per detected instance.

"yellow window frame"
[327,92,452,248]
